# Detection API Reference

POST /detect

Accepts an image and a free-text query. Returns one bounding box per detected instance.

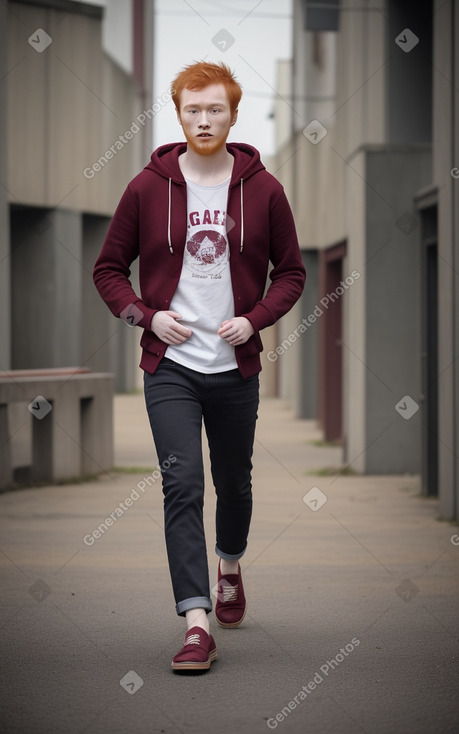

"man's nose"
[198,113,210,128]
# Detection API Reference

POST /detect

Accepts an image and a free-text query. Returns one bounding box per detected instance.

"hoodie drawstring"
[167,177,173,254]
[240,178,244,253]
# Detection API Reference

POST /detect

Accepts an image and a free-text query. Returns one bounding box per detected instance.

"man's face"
[177,83,238,157]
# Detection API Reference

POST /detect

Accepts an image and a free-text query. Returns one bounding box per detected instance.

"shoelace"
[184,633,201,646]
[221,583,238,603]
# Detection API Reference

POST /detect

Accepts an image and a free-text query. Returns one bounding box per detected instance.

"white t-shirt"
[165,176,238,373]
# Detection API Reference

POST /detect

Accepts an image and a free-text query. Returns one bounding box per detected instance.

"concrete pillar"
[454,4,459,523]
[343,150,366,472]
[364,146,431,473]
[31,401,54,484]
[433,0,459,520]
[80,378,114,475]
[344,145,432,474]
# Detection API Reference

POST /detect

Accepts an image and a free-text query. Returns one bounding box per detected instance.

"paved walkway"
[0,395,458,733]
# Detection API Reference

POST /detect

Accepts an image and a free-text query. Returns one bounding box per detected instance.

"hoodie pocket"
[140,329,167,355]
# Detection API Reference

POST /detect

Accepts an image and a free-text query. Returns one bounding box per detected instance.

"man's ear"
[230,108,238,127]
[176,108,182,126]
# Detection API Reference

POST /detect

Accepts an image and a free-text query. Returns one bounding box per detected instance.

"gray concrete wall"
[453,3,459,522]
[278,298,303,411]
[342,150,367,472]
[82,214,139,393]
[7,0,148,216]
[298,250,319,419]
[4,0,154,393]
[278,0,458,520]
[0,2,10,370]
[11,207,82,368]
[342,144,432,475]
[10,207,138,391]
[81,215,118,375]
[363,145,432,473]
[432,0,459,520]
[279,0,388,255]
[259,324,278,397]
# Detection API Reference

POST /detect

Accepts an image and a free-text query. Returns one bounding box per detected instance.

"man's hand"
[151,311,192,345]
[218,317,254,346]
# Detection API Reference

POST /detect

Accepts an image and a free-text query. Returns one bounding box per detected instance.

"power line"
[154,10,292,19]
[243,90,335,101]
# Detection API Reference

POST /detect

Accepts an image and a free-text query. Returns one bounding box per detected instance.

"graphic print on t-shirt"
[185,227,228,275]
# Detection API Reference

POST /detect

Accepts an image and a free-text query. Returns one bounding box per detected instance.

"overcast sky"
[81,0,293,157]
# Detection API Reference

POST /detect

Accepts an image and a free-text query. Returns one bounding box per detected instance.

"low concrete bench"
[0,368,114,490]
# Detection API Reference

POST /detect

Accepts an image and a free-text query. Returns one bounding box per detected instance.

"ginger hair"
[171,61,242,114]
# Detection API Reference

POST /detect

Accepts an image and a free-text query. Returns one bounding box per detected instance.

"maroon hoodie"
[93,142,306,378]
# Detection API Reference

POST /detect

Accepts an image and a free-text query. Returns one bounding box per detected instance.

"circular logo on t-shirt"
[185,229,229,275]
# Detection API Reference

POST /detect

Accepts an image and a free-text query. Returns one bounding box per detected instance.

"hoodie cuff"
[244,302,275,333]
[119,300,157,331]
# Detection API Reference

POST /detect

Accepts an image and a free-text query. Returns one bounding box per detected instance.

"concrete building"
[1,0,155,392]
[269,0,458,520]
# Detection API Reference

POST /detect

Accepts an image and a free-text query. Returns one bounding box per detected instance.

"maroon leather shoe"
[215,560,246,628]
[171,626,218,671]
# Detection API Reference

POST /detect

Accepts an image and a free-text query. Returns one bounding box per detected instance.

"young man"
[93,62,306,672]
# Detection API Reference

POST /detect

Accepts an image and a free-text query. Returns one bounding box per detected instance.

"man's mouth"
[198,133,212,137]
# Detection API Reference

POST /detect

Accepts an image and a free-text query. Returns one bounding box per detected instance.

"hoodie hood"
[144,142,266,255]
[145,142,265,185]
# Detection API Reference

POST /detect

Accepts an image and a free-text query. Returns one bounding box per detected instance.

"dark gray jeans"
[143,357,259,616]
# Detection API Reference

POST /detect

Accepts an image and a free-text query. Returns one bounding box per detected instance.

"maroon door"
[318,243,345,442]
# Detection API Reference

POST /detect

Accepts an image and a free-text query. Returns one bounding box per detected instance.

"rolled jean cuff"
[215,543,247,561]
[176,596,213,617]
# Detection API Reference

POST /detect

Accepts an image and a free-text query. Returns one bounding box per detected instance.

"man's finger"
[165,331,188,345]
[218,323,233,335]
[172,323,192,336]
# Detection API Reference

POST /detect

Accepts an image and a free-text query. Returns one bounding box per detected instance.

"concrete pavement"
[0,394,458,733]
